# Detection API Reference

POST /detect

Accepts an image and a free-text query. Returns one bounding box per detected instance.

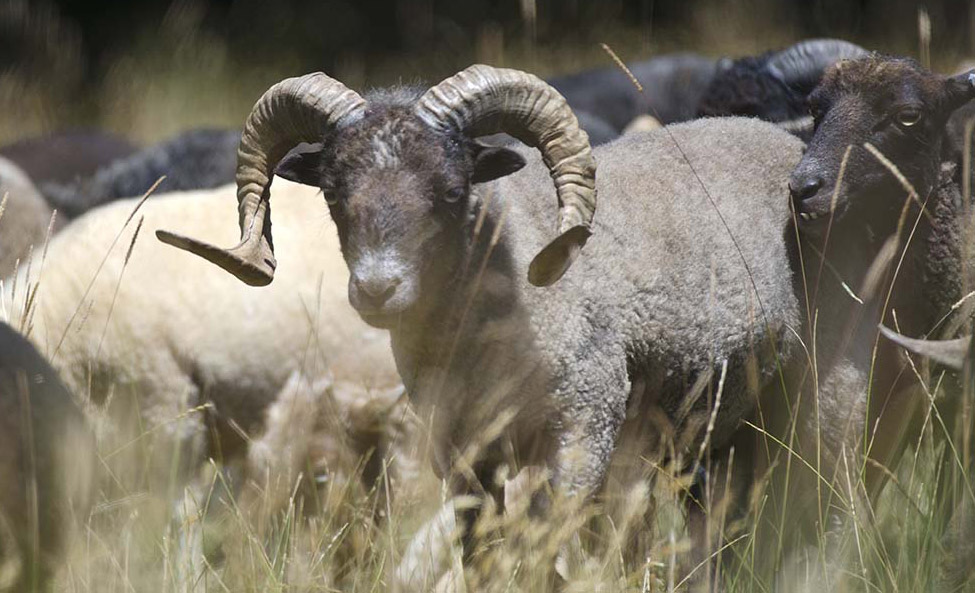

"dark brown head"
[790,56,975,234]
[278,97,527,325]
[155,66,597,328]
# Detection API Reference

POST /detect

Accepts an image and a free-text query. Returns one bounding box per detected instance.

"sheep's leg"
[550,354,631,497]
[940,492,975,590]
[133,374,209,591]
[788,358,869,569]
[243,370,323,515]
[394,498,464,592]
[548,354,631,582]
[684,434,754,593]
[171,478,209,593]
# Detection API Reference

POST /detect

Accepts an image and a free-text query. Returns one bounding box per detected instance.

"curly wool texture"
[511,117,801,473]
[387,117,802,495]
[697,53,807,123]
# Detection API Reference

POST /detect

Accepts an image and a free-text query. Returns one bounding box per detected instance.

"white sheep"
[3,178,411,496]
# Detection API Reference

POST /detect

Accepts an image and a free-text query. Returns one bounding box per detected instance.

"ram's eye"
[444,187,465,203]
[896,108,922,127]
[324,192,339,206]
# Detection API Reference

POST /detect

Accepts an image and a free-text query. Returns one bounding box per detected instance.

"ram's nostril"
[377,283,397,304]
[789,176,824,201]
[355,275,400,306]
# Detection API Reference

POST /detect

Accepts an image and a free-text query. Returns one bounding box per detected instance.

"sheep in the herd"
[3,180,412,498]
[0,156,57,277]
[697,38,868,138]
[780,56,975,540]
[0,321,95,592]
[157,66,805,578]
[548,52,718,130]
[0,131,137,187]
[41,128,241,219]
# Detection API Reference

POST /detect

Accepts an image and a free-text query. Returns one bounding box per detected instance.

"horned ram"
[157,65,806,579]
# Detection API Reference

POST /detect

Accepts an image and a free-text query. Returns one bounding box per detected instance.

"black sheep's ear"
[275,142,324,186]
[945,70,975,113]
[471,145,526,184]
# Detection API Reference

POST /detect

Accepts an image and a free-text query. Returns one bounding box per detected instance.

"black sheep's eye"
[324,192,339,206]
[444,187,465,203]
[896,108,922,127]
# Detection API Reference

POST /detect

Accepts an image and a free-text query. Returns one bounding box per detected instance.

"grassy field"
[37,349,973,592]
[4,2,975,592]
[17,157,974,593]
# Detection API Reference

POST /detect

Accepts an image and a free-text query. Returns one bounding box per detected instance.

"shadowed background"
[2,0,974,144]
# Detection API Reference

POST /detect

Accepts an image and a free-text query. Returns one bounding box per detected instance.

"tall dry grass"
[2,2,975,592]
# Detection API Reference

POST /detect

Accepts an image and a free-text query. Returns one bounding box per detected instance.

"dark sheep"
[0,130,136,186]
[41,128,240,219]
[697,39,868,138]
[779,55,975,556]
[548,52,718,130]
[0,321,95,591]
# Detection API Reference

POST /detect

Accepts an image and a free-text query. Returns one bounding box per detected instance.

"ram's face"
[275,104,527,329]
[320,112,473,328]
[789,58,972,235]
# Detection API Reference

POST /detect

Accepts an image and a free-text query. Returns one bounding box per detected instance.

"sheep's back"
[497,117,802,447]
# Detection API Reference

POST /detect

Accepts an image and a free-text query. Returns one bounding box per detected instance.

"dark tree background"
[36,0,975,74]
[2,0,973,141]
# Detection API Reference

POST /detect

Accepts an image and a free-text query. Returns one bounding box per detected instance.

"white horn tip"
[528,225,591,287]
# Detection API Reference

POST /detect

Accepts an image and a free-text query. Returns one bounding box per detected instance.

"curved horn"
[156,73,366,285]
[415,65,597,287]
[879,324,971,370]
[766,39,868,91]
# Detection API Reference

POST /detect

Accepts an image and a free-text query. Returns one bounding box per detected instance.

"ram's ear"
[275,142,324,186]
[945,70,975,113]
[471,145,526,184]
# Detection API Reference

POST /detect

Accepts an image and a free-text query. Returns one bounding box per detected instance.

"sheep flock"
[2,17,975,593]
